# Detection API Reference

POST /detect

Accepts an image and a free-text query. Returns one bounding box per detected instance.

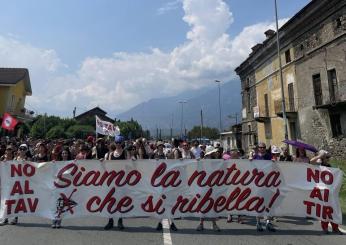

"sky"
[0,0,310,117]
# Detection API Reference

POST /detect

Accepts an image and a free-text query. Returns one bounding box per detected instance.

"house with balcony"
[0,68,32,124]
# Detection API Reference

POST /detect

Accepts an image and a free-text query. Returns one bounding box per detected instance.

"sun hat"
[271,145,281,154]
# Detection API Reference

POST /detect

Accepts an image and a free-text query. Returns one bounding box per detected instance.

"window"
[288,83,295,111]
[264,121,272,139]
[285,49,291,63]
[300,44,304,51]
[312,74,323,106]
[327,69,338,102]
[330,113,342,137]
[289,122,297,140]
[248,125,252,145]
[264,94,269,117]
[336,17,342,29]
[247,91,251,112]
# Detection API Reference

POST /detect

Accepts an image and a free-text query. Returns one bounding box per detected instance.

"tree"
[46,125,66,139]
[116,118,144,140]
[66,125,95,139]
[187,126,219,140]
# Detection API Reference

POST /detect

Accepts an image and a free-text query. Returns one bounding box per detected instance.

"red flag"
[1,113,18,131]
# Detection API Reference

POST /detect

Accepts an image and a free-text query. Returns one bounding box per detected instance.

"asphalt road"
[0,216,345,245]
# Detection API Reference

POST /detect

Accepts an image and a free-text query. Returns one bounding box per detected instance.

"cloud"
[157,0,181,15]
[0,0,288,117]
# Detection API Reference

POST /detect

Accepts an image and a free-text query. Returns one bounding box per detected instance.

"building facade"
[235,0,346,158]
[0,68,32,122]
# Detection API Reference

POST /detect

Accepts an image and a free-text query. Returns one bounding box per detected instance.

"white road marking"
[162,219,173,245]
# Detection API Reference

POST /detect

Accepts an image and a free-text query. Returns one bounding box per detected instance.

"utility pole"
[275,0,289,140]
[178,100,187,139]
[215,80,222,139]
[200,108,204,144]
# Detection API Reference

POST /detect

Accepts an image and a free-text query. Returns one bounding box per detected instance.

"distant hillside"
[117,81,242,136]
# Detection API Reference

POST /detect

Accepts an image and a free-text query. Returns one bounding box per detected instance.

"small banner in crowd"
[95,116,120,137]
[0,160,343,224]
[1,113,18,131]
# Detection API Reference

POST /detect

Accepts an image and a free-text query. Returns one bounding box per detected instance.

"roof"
[0,68,32,95]
[75,107,114,122]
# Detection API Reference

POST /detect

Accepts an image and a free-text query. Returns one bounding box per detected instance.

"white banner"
[95,115,120,137]
[0,160,343,224]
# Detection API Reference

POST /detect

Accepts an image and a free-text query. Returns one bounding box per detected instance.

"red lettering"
[310,187,323,201]
[86,188,133,214]
[307,168,334,185]
[5,199,16,214]
[10,163,35,177]
[55,163,141,188]
[322,206,333,219]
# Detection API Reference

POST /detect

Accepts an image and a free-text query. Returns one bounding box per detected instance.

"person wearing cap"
[196,146,221,232]
[104,135,126,231]
[153,141,166,159]
[15,144,31,161]
[271,145,281,161]
[310,150,343,235]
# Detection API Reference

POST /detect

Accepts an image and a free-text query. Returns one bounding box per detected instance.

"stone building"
[235,0,346,159]
[293,0,346,159]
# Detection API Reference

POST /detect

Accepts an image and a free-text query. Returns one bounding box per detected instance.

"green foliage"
[29,115,77,139]
[46,125,66,139]
[116,118,143,140]
[66,125,95,139]
[187,126,219,140]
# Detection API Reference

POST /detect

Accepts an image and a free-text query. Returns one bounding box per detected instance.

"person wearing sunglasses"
[249,142,275,232]
[15,144,31,161]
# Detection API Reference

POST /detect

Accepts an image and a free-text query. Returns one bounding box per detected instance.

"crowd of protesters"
[0,135,343,234]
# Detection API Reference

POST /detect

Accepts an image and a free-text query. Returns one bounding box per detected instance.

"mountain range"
[117,80,242,136]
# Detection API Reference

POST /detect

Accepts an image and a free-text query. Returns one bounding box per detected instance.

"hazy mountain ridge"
[117,81,242,134]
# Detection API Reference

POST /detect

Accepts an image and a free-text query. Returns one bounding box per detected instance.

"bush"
[66,125,95,139]
[46,126,66,139]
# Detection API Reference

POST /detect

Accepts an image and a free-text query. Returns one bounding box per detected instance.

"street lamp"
[274,0,289,140]
[178,100,187,139]
[215,80,222,138]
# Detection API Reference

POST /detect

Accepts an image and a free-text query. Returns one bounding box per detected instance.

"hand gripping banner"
[0,160,343,224]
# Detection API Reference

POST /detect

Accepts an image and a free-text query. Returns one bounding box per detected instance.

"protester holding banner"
[249,142,276,232]
[294,147,310,163]
[196,146,221,232]
[33,142,49,162]
[310,150,343,234]
[104,135,126,230]
[279,145,293,161]
[152,141,178,232]
[15,144,31,161]
[181,141,194,159]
